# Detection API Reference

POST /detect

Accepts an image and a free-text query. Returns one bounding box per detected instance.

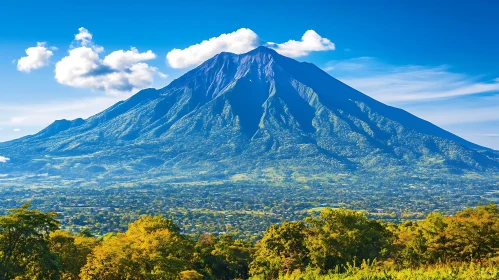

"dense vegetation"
[1,180,497,242]
[1,203,499,279]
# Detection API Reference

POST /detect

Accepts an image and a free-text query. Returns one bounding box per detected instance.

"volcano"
[0,46,497,184]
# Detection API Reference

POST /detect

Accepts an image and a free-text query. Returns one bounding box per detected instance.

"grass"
[251,261,499,280]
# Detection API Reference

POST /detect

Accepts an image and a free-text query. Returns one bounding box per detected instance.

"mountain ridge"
[0,46,498,184]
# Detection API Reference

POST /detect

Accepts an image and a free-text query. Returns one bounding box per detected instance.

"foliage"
[49,230,99,279]
[0,203,60,279]
[79,215,195,279]
[261,260,499,280]
[1,203,499,279]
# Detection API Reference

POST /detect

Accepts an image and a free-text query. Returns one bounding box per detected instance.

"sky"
[0,0,498,149]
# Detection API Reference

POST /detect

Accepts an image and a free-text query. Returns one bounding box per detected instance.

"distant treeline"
[1,203,499,279]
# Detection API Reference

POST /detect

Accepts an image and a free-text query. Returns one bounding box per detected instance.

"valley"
[2,174,497,241]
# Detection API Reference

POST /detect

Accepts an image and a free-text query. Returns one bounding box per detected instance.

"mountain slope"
[0,46,497,183]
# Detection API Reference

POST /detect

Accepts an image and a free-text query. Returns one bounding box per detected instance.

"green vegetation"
[1,179,497,242]
[1,203,499,279]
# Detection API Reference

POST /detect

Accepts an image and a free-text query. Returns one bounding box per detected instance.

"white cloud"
[0,156,10,163]
[268,30,335,57]
[0,96,124,126]
[166,28,260,69]
[56,28,163,95]
[0,96,125,142]
[327,57,499,103]
[17,42,55,72]
[166,28,336,68]
[13,128,21,132]
[408,105,499,126]
[75,27,93,46]
[324,57,499,150]
[103,47,156,70]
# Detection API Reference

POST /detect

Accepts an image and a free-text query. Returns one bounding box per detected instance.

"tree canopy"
[1,204,499,279]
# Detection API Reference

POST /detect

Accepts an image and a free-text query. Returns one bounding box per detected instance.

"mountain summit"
[1,46,498,184]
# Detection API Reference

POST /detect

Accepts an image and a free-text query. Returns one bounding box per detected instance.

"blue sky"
[1,0,499,148]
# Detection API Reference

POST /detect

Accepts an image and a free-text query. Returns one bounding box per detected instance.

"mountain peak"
[246,45,279,55]
[0,47,497,183]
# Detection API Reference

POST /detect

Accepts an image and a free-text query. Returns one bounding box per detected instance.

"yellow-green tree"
[49,230,99,279]
[445,204,499,261]
[80,215,197,279]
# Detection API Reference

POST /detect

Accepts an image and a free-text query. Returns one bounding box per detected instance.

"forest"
[1,203,499,279]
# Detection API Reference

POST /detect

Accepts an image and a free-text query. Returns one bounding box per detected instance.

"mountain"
[0,46,498,185]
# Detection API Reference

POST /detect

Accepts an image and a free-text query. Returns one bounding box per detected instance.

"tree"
[80,215,197,279]
[305,208,391,272]
[179,270,203,280]
[193,234,253,280]
[49,230,99,279]
[0,203,60,279]
[445,204,499,262]
[211,235,253,279]
[393,221,429,267]
[250,221,309,279]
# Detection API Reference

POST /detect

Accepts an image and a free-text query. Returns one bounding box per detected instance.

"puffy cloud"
[0,156,9,163]
[17,42,55,72]
[166,28,260,69]
[75,27,93,46]
[166,28,335,68]
[55,28,163,95]
[268,30,335,58]
[103,47,156,70]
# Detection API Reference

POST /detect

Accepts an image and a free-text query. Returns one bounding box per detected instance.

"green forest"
[1,203,499,280]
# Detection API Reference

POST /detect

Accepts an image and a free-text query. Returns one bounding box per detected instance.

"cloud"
[324,57,499,150]
[326,57,499,103]
[0,96,125,142]
[56,28,163,95]
[17,42,55,72]
[268,30,335,57]
[13,128,21,132]
[408,104,499,126]
[478,134,499,137]
[103,47,156,70]
[74,27,93,47]
[166,28,335,68]
[166,28,260,69]
[0,156,9,163]
[0,96,124,127]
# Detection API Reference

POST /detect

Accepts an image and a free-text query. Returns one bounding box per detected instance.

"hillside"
[0,46,497,184]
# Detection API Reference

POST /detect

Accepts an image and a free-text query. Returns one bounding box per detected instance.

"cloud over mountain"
[268,30,335,57]
[166,28,260,69]
[166,29,335,68]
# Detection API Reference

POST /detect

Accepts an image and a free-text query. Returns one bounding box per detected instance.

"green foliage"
[1,203,499,279]
[0,203,60,279]
[305,208,392,272]
[250,221,310,278]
